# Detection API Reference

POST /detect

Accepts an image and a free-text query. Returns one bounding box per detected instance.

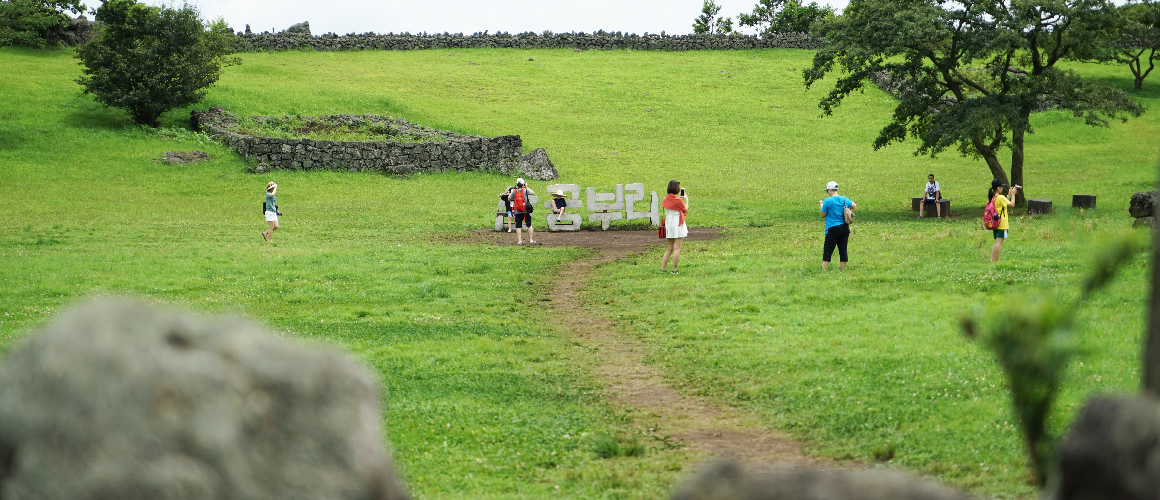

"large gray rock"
[1130,191,1158,219]
[0,298,407,500]
[1048,394,1160,500]
[516,147,559,181]
[670,461,979,500]
[283,21,312,36]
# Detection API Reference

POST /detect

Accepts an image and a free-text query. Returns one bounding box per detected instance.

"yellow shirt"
[994,195,1009,230]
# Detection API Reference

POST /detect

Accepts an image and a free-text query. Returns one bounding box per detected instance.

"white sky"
[181,0,850,37]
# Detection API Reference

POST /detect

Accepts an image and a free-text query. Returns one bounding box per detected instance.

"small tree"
[738,0,835,35]
[75,0,237,127]
[1108,0,1159,90]
[693,0,734,35]
[0,0,85,48]
[804,0,1145,205]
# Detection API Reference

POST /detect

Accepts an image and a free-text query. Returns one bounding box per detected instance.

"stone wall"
[232,29,821,52]
[191,107,557,179]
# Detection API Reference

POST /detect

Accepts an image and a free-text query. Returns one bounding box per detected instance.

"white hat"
[516,178,526,186]
[824,181,839,191]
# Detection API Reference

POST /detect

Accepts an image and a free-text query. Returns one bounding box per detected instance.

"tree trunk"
[1146,163,1160,396]
[1011,124,1027,206]
[971,136,1008,185]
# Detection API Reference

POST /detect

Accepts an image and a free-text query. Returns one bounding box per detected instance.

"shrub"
[75,0,238,127]
[0,0,84,48]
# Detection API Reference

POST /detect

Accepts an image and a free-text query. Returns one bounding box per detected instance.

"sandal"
[530,240,537,245]
[262,232,268,241]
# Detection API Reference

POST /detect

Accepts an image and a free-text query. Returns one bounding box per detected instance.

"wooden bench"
[911,197,950,217]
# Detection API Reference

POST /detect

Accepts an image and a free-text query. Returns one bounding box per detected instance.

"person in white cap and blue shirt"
[820,181,856,270]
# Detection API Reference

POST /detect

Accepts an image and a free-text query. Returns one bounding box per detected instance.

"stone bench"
[1028,198,1052,214]
[1072,194,1096,209]
[911,197,950,217]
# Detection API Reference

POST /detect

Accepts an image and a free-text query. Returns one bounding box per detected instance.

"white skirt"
[265,211,279,222]
[664,209,688,239]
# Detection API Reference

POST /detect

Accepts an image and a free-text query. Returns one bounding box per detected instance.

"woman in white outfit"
[660,180,689,274]
[262,181,280,242]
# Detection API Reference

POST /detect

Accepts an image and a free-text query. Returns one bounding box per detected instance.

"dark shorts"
[514,212,532,229]
[922,197,939,204]
[993,229,1008,239]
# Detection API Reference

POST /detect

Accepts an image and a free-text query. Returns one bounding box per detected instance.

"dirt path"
[472,228,819,470]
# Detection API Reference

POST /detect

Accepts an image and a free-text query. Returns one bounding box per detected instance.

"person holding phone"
[989,179,1020,262]
[820,181,856,270]
[661,180,689,274]
[262,181,281,242]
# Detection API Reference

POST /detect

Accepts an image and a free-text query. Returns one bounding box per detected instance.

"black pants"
[823,224,850,262]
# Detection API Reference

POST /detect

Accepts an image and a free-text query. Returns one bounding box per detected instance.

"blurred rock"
[1134,216,1154,229]
[1048,394,1160,500]
[1130,191,1157,219]
[670,461,979,500]
[0,298,407,500]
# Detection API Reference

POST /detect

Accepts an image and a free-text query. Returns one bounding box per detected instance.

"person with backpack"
[506,178,537,246]
[986,179,1020,262]
[820,181,856,270]
[499,185,515,233]
[262,181,281,242]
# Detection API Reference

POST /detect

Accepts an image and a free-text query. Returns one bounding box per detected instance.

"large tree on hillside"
[0,0,84,47]
[76,0,237,127]
[1101,0,1160,90]
[738,0,835,35]
[804,0,1145,205]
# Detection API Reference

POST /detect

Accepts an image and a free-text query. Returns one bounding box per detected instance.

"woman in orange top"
[661,180,689,274]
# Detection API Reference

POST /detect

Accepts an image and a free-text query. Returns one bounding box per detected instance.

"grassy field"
[1,45,1158,499]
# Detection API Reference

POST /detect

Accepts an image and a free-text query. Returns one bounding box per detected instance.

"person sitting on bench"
[919,173,942,218]
[551,190,568,219]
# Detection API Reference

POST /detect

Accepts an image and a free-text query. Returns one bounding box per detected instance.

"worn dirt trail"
[472,228,819,471]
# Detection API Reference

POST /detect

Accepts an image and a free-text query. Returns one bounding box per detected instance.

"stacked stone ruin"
[232,23,821,52]
[191,107,558,180]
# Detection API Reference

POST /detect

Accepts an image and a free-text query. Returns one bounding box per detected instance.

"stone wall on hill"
[191,107,558,179]
[231,29,821,52]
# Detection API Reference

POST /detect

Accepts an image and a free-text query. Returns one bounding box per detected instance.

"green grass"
[1,45,1158,499]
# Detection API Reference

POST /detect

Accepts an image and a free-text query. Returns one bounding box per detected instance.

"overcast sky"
[183,0,850,37]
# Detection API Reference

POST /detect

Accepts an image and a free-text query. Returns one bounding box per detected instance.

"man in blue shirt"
[820,181,857,270]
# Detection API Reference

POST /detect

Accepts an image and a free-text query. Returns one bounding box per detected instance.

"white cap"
[516,178,526,186]
[825,181,839,191]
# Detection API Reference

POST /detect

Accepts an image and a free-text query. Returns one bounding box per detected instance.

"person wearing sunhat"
[551,190,568,218]
[262,181,281,242]
[820,181,856,270]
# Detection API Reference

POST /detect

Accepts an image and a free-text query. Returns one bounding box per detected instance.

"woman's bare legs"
[991,237,1004,262]
[661,238,675,271]
[670,238,683,272]
[263,220,278,241]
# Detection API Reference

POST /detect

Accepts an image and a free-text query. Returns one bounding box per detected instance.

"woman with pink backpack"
[986,179,1020,262]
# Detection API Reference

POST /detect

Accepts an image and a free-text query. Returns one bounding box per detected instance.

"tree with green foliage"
[75,0,238,127]
[1102,0,1159,90]
[738,0,835,35]
[0,0,84,47]
[693,0,734,35]
[804,0,1145,205]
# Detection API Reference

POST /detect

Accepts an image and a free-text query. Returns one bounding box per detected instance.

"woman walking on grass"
[820,181,856,270]
[989,179,1020,262]
[661,180,689,274]
[262,181,280,242]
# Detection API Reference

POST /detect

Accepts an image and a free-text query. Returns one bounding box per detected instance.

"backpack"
[511,188,528,213]
[983,195,1001,230]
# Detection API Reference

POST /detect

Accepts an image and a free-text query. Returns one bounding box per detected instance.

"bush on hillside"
[75,0,238,127]
[0,0,85,48]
